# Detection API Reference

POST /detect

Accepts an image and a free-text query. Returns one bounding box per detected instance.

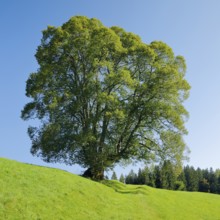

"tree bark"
[82,167,104,181]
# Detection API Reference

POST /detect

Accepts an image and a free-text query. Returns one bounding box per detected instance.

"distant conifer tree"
[111,171,118,180]
[119,174,125,183]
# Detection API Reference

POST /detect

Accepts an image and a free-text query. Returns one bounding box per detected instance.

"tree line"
[111,161,220,194]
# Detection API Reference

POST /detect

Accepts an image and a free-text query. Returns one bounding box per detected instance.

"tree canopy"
[21,16,190,180]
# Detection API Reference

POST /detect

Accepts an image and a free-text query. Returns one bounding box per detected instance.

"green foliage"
[199,178,210,192]
[174,181,185,191]
[160,160,176,189]
[21,16,190,179]
[111,171,117,180]
[124,163,220,195]
[119,173,125,183]
[125,169,138,184]
[2,158,220,220]
[184,166,199,191]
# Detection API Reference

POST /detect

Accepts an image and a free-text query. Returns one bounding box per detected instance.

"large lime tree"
[22,16,190,180]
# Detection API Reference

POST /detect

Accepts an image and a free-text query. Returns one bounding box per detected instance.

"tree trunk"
[82,167,104,181]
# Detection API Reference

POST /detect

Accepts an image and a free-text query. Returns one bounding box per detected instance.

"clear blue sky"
[1,0,220,175]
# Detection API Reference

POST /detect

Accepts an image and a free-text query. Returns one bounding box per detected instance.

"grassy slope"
[1,158,220,220]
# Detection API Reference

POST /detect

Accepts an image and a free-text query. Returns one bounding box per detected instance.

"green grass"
[1,158,220,220]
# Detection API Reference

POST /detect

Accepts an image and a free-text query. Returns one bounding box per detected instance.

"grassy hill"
[1,158,220,220]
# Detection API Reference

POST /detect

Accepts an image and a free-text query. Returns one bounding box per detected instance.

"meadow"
[1,158,220,220]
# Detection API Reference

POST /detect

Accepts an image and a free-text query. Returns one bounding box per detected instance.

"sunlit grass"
[1,158,220,219]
